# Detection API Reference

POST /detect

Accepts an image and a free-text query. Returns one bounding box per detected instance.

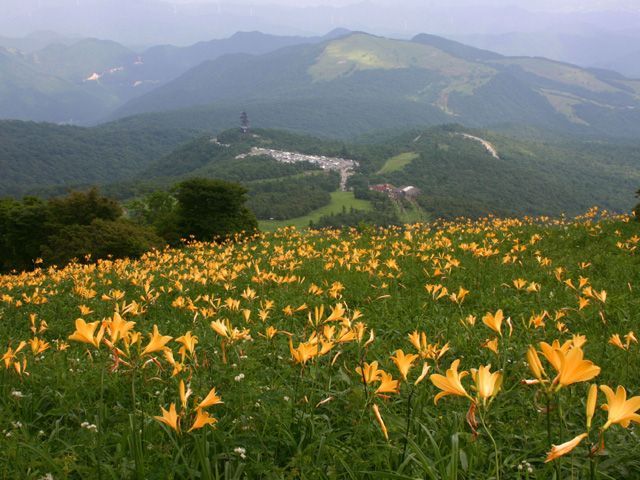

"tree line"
[0,178,256,272]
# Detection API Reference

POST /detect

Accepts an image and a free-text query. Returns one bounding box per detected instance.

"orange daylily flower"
[600,385,640,430]
[430,359,471,404]
[545,433,588,463]
[355,361,383,384]
[471,365,502,404]
[189,409,218,432]
[289,338,318,364]
[553,346,600,389]
[175,331,198,359]
[68,318,104,348]
[482,310,504,336]
[197,387,224,410]
[539,339,572,372]
[154,403,180,433]
[390,349,418,381]
[375,371,400,395]
[141,325,172,356]
[372,404,389,441]
[104,312,136,347]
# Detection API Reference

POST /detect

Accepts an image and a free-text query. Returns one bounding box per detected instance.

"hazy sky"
[3,0,640,45]
[10,0,640,10]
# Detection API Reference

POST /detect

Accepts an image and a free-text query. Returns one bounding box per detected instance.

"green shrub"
[174,178,258,241]
[41,219,163,266]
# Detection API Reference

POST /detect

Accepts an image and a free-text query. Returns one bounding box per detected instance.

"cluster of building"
[236,147,358,191]
[369,183,421,199]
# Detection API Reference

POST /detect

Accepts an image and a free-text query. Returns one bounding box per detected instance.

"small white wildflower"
[234,447,247,459]
[5,432,12,437]
[12,421,22,429]
[38,474,54,480]
[10,389,24,399]
[283,396,290,402]
[234,373,245,382]
[239,355,248,360]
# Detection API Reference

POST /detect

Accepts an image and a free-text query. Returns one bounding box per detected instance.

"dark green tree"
[127,190,180,243]
[174,178,258,241]
[0,197,51,271]
[41,219,163,266]
[0,188,163,272]
[48,187,122,226]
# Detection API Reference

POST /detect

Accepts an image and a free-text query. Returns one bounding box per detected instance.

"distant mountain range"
[112,32,640,138]
[454,31,640,79]
[0,29,347,124]
[2,29,640,138]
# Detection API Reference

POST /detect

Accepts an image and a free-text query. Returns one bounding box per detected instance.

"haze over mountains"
[0,30,348,123]
[110,32,640,138]
[2,27,640,139]
[3,0,640,76]
[3,0,640,45]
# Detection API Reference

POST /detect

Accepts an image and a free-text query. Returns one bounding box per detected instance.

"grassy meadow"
[259,191,373,231]
[378,152,419,175]
[0,208,639,479]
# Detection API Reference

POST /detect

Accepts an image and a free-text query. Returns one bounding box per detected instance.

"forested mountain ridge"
[3,120,640,219]
[113,32,640,138]
[0,30,349,124]
[117,127,640,220]
[0,120,198,197]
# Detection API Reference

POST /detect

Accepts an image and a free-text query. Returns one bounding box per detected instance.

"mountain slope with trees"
[0,120,198,197]
[0,30,349,124]
[2,120,639,222]
[113,32,640,138]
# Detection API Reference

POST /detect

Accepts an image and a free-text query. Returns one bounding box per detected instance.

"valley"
[1,26,640,229]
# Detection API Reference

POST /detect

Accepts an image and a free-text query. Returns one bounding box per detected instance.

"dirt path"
[458,133,500,159]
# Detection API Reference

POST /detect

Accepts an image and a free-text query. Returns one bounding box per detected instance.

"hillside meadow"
[0,208,639,479]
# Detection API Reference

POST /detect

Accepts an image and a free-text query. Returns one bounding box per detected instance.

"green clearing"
[308,33,494,82]
[393,199,430,224]
[378,152,419,174]
[259,191,372,230]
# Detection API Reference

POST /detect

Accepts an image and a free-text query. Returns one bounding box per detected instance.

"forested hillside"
[369,126,640,217]
[0,30,348,124]
[121,127,640,222]
[3,121,639,222]
[114,32,640,138]
[0,120,198,196]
